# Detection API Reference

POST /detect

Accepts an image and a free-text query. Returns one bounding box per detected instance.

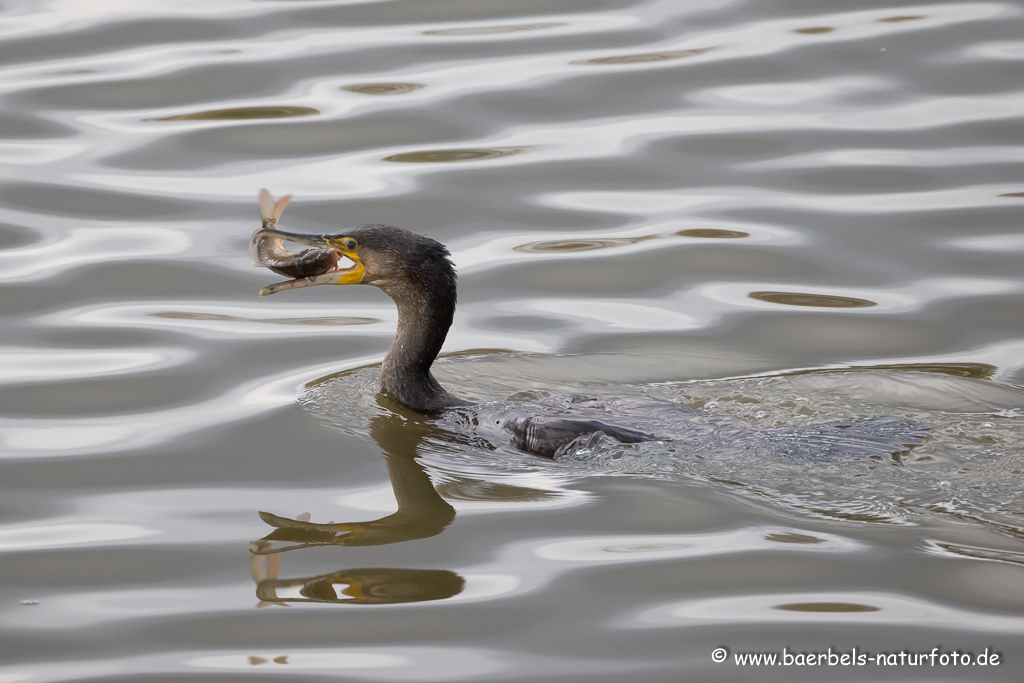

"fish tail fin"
[257,189,293,224]
[273,194,292,219]
[258,189,275,221]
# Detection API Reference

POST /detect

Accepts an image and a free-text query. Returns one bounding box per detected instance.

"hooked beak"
[254,228,330,248]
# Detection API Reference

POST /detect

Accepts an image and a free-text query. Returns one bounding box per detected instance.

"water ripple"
[0,347,191,385]
[628,591,1024,631]
[146,105,320,122]
[0,227,189,282]
[2,0,1024,678]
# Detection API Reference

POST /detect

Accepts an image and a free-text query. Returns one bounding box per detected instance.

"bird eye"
[344,239,358,251]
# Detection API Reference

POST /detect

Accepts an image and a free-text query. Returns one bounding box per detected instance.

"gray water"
[2,0,1024,680]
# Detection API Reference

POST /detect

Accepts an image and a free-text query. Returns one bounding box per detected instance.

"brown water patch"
[748,291,877,308]
[424,22,566,36]
[793,27,835,34]
[675,228,749,239]
[384,146,529,163]
[998,191,1024,197]
[879,16,925,23]
[775,602,879,612]
[850,362,996,380]
[573,47,714,65]
[764,532,824,544]
[151,312,378,326]
[147,106,319,121]
[515,237,642,253]
[342,82,424,95]
[515,228,749,253]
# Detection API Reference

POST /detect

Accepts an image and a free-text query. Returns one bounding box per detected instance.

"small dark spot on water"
[793,27,835,34]
[675,228,749,239]
[748,291,877,308]
[879,16,925,23]
[765,532,824,544]
[146,106,319,121]
[384,147,530,163]
[775,602,879,612]
[424,22,566,36]
[53,69,96,75]
[998,191,1024,197]
[515,238,640,253]
[514,229,748,253]
[342,82,424,95]
[573,47,713,65]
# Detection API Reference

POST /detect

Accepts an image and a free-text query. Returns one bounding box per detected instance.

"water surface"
[1,0,1024,680]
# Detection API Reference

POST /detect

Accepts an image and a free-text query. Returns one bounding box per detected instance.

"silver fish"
[249,189,340,279]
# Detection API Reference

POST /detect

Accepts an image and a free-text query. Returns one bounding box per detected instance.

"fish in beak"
[249,190,366,296]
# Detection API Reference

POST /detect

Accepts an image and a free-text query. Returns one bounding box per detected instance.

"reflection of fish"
[249,189,340,279]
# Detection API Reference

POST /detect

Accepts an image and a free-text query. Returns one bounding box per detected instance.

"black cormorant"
[250,192,928,459]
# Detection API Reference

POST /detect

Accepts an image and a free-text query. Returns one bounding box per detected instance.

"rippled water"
[2,0,1024,680]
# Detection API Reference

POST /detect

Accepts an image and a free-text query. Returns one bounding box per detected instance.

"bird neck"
[379,279,463,412]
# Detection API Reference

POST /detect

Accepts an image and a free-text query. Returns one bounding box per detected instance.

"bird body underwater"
[249,190,928,460]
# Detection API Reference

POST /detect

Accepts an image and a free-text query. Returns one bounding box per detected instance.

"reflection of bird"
[254,566,465,605]
[251,194,928,459]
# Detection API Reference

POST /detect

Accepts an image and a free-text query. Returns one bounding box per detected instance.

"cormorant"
[250,191,928,459]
